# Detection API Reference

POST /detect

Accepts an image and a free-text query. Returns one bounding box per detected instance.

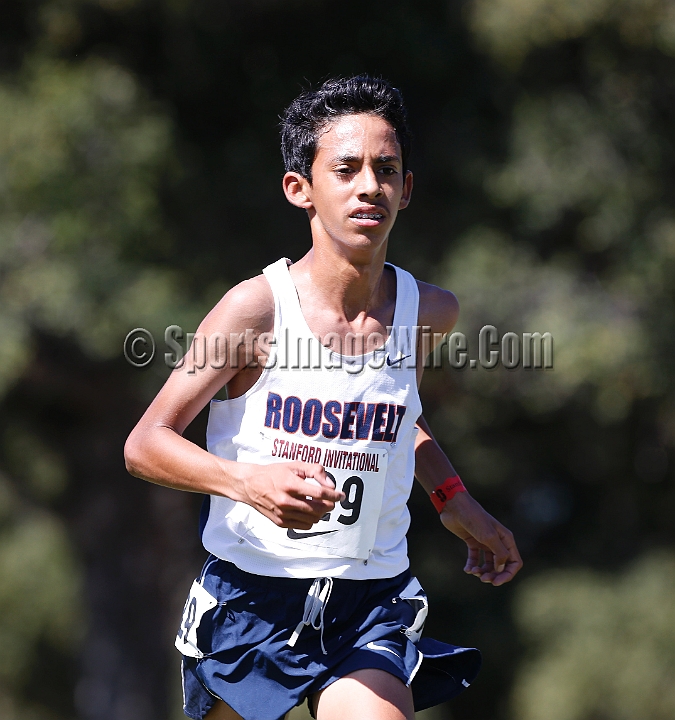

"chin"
[339,236,387,257]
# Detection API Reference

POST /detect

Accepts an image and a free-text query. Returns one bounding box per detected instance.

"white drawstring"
[287,577,333,655]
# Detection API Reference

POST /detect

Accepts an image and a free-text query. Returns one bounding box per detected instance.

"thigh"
[313,669,414,720]
[204,700,290,720]
[204,700,244,720]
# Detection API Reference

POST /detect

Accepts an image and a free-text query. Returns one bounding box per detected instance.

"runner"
[125,75,522,720]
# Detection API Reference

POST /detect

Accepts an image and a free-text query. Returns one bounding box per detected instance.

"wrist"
[216,458,250,503]
[430,475,467,513]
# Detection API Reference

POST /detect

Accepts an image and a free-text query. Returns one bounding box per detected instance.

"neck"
[293,240,390,321]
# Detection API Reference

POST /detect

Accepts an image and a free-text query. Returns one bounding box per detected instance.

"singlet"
[201,258,423,579]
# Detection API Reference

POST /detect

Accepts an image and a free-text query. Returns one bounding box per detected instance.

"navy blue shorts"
[180,557,480,720]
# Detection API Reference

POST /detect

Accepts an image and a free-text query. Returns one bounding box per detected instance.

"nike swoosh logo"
[287,528,338,539]
[365,641,401,659]
[386,354,411,367]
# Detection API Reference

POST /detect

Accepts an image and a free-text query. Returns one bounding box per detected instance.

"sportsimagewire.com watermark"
[123,324,554,371]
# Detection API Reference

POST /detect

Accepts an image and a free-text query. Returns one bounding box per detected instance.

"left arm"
[414,416,522,586]
[414,281,522,586]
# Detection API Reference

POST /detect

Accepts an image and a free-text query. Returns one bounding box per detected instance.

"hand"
[238,462,346,530]
[440,491,522,586]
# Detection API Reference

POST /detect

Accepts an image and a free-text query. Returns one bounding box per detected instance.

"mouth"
[350,208,386,227]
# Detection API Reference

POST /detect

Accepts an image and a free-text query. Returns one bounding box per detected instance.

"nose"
[356,165,382,198]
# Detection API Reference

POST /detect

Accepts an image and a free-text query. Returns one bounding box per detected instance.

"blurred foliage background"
[0,1,674,719]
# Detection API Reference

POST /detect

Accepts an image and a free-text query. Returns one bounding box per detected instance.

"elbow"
[124,431,146,478]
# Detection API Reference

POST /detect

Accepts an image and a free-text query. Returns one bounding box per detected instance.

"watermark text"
[123,324,554,372]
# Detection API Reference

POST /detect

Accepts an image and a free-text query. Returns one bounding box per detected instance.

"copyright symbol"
[124,328,156,368]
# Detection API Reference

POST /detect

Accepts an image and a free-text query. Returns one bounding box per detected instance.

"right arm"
[124,275,343,530]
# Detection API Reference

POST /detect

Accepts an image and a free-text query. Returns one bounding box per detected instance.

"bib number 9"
[324,472,364,526]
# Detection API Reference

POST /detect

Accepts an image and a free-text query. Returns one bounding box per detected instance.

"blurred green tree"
[511,551,675,720]
[0,50,208,719]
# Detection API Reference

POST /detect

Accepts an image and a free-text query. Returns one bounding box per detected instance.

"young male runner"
[125,75,522,720]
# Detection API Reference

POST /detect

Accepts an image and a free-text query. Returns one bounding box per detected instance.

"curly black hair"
[280,75,411,183]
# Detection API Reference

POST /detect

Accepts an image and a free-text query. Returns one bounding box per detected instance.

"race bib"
[174,580,217,658]
[241,439,389,560]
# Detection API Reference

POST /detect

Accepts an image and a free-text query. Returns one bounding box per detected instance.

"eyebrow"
[331,154,401,164]
[376,155,401,163]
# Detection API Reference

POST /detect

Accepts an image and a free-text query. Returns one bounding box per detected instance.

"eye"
[335,166,354,176]
[379,166,398,176]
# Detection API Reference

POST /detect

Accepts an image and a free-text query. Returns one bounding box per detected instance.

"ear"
[398,171,413,210]
[282,172,313,209]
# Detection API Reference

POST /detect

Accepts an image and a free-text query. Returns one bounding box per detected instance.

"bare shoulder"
[416,279,459,336]
[200,273,274,336]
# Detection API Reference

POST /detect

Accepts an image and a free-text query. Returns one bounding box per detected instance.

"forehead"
[315,113,401,160]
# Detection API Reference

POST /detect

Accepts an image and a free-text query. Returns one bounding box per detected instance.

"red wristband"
[430,476,466,512]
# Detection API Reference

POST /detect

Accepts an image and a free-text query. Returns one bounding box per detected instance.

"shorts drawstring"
[287,577,333,655]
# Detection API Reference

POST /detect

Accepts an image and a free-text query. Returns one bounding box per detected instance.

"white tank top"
[202,258,423,579]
